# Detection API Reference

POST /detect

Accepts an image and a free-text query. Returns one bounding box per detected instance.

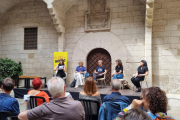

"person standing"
[54,59,66,78]
[111,59,124,79]
[93,60,107,82]
[131,60,148,92]
[75,61,87,88]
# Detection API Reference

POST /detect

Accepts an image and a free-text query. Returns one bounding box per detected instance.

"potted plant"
[0,58,23,86]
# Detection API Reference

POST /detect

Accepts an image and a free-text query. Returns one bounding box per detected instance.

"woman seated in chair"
[111,59,124,79]
[75,61,87,88]
[54,59,66,78]
[79,77,102,114]
[27,78,50,106]
[131,60,148,92]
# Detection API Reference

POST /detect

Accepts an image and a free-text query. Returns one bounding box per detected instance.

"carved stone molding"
[85,0,110,31]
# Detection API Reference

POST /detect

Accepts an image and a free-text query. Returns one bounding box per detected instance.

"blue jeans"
[112,74,124,79]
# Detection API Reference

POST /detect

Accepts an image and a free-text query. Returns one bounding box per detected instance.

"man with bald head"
[102,79,130,104]
[93,60,107,82]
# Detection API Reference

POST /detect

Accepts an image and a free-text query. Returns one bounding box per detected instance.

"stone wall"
[152,0,180,93]
[0,16,1,56]
[65,0,146,84]
[0,1,58,83]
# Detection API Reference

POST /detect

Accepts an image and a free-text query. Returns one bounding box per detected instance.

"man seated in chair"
[18,77,85,120]
[93,60,107,83]
[75,61,87,88]
[0,78,20,119]
[102,79,130,104]
[99,80,130,120]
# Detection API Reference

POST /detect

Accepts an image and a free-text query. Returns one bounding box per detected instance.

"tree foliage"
[0,58,23,82]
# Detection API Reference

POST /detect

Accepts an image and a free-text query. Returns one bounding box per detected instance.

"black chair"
[79,99,100,120]
[28,96,46,109]
[0,111,18,120]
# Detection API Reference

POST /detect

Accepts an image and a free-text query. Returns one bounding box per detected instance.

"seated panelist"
[54,59,66,78]
[93,60,107,82]
[75,61,87,88]
[131,60,149,92]
[111,59,124,79]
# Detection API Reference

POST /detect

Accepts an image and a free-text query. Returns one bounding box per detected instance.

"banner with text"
[54,52,68,71]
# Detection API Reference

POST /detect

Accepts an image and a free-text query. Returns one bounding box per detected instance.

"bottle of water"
[42,74,44,78]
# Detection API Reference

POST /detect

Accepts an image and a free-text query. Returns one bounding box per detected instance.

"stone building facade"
[0,0,180,94]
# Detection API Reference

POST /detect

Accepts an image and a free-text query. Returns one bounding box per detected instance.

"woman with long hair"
[79,77,101,114]
[131,60,148,92]
[54,59,66,78]
[111,59,124,79]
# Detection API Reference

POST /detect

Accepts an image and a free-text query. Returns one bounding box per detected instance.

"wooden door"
[87,48,111,85]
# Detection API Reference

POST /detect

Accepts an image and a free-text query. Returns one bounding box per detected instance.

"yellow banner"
[54,52,68,71]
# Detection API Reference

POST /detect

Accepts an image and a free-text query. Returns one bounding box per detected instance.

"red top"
[27,90,50,106]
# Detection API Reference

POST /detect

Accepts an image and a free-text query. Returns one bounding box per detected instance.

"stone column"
[58,32,65,52]
[145,0,154,87]
[145,27,152,87]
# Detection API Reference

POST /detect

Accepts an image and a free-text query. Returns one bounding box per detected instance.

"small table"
[17,76,47,89]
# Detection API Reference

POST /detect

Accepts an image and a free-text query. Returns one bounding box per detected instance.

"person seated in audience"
[102,79,130,104]
[54,59,66,78]
[115,87,175,120]
[79,77,102,114]
[111,59,124,79]
[93,60,107,82]
[131,60,148,92]
[27,78,50,107]
[0,78,20,119]
[18,77,85,120]
[116,108,151,120]
[75,61,87,88]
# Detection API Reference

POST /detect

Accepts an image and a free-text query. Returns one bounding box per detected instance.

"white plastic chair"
[97,74,106,88]
[117,73,125,90]
[63,72,67,80]
[132,74,148,91]
[74,72,86,85]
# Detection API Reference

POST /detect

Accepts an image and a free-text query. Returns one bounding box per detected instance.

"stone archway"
[70,32,127,83]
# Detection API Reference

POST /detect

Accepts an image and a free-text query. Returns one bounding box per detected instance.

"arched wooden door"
[87,48,111,85]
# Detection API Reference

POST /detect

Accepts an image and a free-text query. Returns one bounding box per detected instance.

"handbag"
[70,79,76,88]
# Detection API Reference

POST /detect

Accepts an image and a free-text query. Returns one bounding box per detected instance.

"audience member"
[117,108,151,120]
[18,77,85,120]
[115,87,175,120]
[79,77,101,114]
[75,61,87,88]
[27,78,50,108]
[93,60,107,82]
[98,79,129,120]
[103,79,130,105]
[111,59,124,79]
[131,60,148,92]
[0,78,20,119]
